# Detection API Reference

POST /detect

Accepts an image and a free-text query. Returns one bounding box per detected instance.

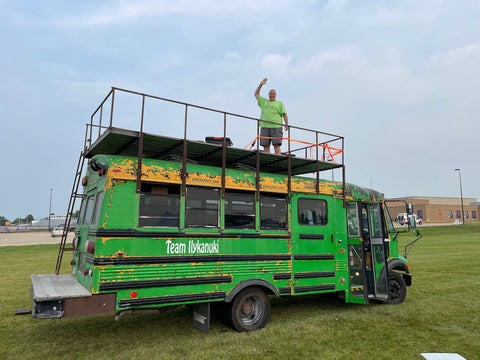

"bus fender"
[387,258,412,286]
[225,279,279,303]
[387,258,409,272]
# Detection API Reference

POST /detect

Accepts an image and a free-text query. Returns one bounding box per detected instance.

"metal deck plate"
[31,274,91,301]
[85,127,343,176]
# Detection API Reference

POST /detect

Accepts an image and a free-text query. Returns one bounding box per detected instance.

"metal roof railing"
[84,87,345,200]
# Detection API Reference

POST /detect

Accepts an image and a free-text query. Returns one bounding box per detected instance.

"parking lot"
[0,231,74,247]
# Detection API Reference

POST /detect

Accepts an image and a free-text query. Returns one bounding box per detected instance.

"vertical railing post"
[88,115,94,150]
[256,120,260,202]
[182,105,188,196]
[109,88,115,128]
[342,137,346,207]
[136,95,145,194]
[98,106,103,138]
[316,132,320,194]
[221,113,227,199]
[287,126,291,199]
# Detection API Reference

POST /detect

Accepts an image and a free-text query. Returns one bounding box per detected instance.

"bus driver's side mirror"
[407,203,414,216]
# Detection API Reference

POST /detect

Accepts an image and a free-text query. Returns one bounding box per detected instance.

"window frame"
[347,202,361,237]
[138,183,181,228]
[185,186,220,228]
[83,193,97,226]
[297,197,328,226]
[224,190,256,229]
[260,193,288,230]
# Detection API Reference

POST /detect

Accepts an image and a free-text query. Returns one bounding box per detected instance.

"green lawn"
[1,224,479,360]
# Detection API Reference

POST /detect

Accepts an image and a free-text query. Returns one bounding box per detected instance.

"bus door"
[360,203,388,301]
[291,195,336,294]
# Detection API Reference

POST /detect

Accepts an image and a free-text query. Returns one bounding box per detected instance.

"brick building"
[386,196,479,223]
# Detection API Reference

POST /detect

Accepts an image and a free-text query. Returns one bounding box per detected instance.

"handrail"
[85,87,346,197]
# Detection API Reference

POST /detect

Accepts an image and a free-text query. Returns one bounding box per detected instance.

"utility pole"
[48,188,53,230]
[454,169,465,225]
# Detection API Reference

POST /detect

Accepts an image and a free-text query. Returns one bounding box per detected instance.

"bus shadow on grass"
[26,292,365,340]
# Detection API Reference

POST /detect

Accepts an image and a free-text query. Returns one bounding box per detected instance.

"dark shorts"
[260,127,283,146]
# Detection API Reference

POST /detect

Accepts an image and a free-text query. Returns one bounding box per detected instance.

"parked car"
[50,224,64,237]
[396,213,422,225]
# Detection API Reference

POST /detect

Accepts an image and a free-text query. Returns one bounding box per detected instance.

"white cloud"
[39,0,292,28]
[428,43,480,65]
[298,46,357,73]
[224,52,241,60]
[260,54,292,77]
[323,0,350,15]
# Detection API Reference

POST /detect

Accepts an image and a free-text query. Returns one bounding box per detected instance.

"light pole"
[454,169,464,225]
[48,188,53,230]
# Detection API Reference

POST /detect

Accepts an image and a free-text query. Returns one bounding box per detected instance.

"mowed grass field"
[1,224,479,360]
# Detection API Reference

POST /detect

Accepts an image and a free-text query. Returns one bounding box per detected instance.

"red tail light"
[85,240,95,254]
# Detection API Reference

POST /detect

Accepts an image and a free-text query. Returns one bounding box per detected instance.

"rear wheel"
[388,272,407,304]
[228,287,270,332]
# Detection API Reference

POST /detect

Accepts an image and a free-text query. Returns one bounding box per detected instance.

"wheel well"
[387,258,409,273]
[387,259,412,286]
[225,280,278,303]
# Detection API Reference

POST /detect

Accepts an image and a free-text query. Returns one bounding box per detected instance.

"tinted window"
[139,184,180,227]
[260,194,287,229]
[186,187,219,227]
[370,203,383,237]
[347,202,360,237]
[297,198,328,226]
[83,195,96,225]
[92,191,104,226]
[225,191,255,229]
[77,197,87,225]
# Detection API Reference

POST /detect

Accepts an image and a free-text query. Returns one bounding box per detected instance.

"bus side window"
[91,191,104,226]
[225,190,255,229]
[297,198,328,226]
[82,191,104,226]
[83,195,96,226]
[347,203,360,237]
[185,186,219,228]
[370,204,383,238]
[260,194,287,229]
[77,196,87,226]
[139,184,180,227]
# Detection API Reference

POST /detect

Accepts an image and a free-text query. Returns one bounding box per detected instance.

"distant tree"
[0,216,9,226]
[11,214,34,225]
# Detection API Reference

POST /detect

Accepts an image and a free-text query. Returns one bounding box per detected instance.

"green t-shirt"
[257,96,286,128]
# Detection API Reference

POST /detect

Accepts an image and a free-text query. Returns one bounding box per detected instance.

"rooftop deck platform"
[86,127,343,176]
[84,87,345,178]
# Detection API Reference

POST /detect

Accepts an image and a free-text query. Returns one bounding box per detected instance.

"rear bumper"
[31,274,116,319]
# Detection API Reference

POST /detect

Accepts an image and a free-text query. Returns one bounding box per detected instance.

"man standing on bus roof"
[254,78,289,154]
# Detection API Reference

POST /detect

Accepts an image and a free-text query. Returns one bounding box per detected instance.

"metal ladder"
[55,151,86,275]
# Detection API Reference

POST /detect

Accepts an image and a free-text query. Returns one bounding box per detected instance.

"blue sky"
[1,0,479,221]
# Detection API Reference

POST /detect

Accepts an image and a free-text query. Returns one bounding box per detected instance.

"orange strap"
[244,136,343,163]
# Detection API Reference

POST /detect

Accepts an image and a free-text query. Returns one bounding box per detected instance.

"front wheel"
[227,287,270,332]
[388,272,407,304]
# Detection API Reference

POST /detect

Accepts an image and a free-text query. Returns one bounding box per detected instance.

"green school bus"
[30,88,418,332]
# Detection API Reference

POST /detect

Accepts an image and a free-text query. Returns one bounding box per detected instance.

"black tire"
[388,272,407,304]
[227,287,270,332]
